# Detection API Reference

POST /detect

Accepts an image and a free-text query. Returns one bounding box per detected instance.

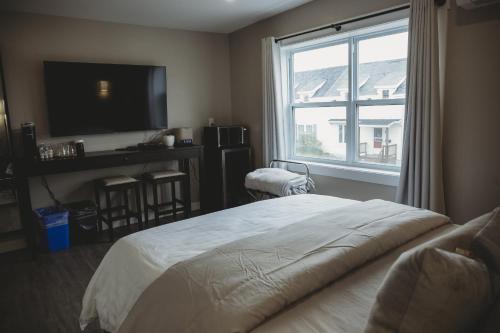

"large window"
[285,20,408,170]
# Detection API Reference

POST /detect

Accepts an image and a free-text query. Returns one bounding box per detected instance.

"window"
[285,19,408,170]
[306,124,317,137]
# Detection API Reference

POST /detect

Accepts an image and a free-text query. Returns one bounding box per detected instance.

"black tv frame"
[44,61,168,137]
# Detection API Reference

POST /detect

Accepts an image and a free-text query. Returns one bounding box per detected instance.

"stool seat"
[99,175,139,187]
[145,170,186,180]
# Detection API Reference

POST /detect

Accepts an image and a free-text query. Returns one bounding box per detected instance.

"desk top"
[17,145,204,177]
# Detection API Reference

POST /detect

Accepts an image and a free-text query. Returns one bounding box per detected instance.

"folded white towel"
[245,168,314,197]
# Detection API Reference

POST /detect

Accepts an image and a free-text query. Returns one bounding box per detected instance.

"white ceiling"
[0,0,312,33]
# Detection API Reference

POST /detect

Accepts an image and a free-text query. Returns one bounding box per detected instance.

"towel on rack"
[245,168,315,197]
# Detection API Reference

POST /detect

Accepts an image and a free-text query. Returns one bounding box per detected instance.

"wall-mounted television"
[44,61,167,137]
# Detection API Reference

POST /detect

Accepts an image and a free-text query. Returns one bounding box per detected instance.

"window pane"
[357,105,404,166]
[357,32,408,100]
[293,43,349,103]
[295,107,346,161]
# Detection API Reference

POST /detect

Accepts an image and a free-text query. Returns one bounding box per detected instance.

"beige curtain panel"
[396,0,446,213]
[262,37,287,167]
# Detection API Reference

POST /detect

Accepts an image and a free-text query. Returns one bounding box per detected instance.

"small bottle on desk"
[75,140,85,157]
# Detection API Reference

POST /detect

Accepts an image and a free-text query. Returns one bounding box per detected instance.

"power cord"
[190,160,199,183]
[144,129,167,144]
[41,176,62,207]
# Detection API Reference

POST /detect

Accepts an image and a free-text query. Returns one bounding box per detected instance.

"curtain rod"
[275,0,445,43]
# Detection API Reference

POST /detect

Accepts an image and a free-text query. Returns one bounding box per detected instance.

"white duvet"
[117,200,449,333]
[80,194,357,332]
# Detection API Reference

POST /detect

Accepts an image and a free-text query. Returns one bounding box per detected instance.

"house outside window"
[284,19,408,171]
[306,124,317,137]
[373,127,383,148]
[296,123,319,157]
[338,124,346,143]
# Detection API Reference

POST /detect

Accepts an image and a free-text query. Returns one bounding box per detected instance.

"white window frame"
[283,19,408,174]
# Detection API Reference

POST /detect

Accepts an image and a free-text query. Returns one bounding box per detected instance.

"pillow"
[472,207,500,273]
[471,207,500,333]
[364,247,495,333]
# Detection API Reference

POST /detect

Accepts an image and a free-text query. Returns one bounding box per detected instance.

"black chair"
[94,176,143,241]
[142,170,191,226]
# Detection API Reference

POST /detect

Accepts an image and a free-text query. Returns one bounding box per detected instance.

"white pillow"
[364,247,495,333]
[472,207,500,272]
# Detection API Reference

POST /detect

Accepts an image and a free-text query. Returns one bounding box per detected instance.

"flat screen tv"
[44,61,167,137]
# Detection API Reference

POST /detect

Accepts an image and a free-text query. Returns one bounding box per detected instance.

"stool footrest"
[100,205,130,213]
[146,200,186,209]
[101,212,141,223]
[157,207,185,215]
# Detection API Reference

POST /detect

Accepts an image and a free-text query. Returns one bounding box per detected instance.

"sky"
[294,32,408,72]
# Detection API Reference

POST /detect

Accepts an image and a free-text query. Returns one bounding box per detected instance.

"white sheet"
[80,194,357,332]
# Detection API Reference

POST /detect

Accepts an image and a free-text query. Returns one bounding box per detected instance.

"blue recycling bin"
[35,207,70,252]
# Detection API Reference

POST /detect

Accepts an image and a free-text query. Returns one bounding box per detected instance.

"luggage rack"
[246,160,312,201]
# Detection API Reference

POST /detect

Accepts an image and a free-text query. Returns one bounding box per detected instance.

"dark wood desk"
[15,145,204,256]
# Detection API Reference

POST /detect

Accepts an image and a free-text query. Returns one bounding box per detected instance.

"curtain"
[262,37,287,167]
[396,0,446,213]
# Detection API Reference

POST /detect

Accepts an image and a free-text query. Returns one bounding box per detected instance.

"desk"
[16,145,204,256]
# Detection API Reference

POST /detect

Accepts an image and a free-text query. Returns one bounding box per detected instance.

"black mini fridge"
[203,126,252,212]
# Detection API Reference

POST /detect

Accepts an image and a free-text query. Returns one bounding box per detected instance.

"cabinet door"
[221,147,252,208]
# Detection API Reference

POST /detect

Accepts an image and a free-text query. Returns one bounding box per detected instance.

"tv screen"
[44,61,167,137]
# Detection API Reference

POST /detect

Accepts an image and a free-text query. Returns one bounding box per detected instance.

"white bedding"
[254,223,458,333]
[80,194,357,332]
[117,200,449,333]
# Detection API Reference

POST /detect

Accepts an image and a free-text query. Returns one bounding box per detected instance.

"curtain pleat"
[396,0,445,213]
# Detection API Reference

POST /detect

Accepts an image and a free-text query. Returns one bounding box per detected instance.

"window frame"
[284,21,408,173]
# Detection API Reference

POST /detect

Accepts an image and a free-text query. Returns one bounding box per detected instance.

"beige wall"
[443,3,500,223]
[228,0,406,202]
[313,174,397,201]
[0,11,232,207]
[229,0,500,221]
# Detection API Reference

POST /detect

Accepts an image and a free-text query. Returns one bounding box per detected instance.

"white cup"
[163,135,175,147]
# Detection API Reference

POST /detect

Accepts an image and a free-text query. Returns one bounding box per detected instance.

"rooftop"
[294,58,407,100]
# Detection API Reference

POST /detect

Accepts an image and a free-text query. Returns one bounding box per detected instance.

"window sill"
[287,160,400,186]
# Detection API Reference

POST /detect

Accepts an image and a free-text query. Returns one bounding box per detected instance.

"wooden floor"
[0,214,195,333]
[0,241,110,333]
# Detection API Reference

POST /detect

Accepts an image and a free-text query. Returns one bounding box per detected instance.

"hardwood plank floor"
[0,241,110,333]
[0,214,197,333]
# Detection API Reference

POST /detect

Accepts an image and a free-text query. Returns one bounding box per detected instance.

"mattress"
[80,194,358,332]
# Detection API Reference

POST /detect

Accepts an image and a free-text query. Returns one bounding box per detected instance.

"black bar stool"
[142,170,191,226]
[94,176,143,241]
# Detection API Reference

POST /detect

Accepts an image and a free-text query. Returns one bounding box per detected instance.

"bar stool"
[142,170,191,226]
[94,175,143,241]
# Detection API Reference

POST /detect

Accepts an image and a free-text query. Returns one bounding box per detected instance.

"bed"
[80,194,457,333]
